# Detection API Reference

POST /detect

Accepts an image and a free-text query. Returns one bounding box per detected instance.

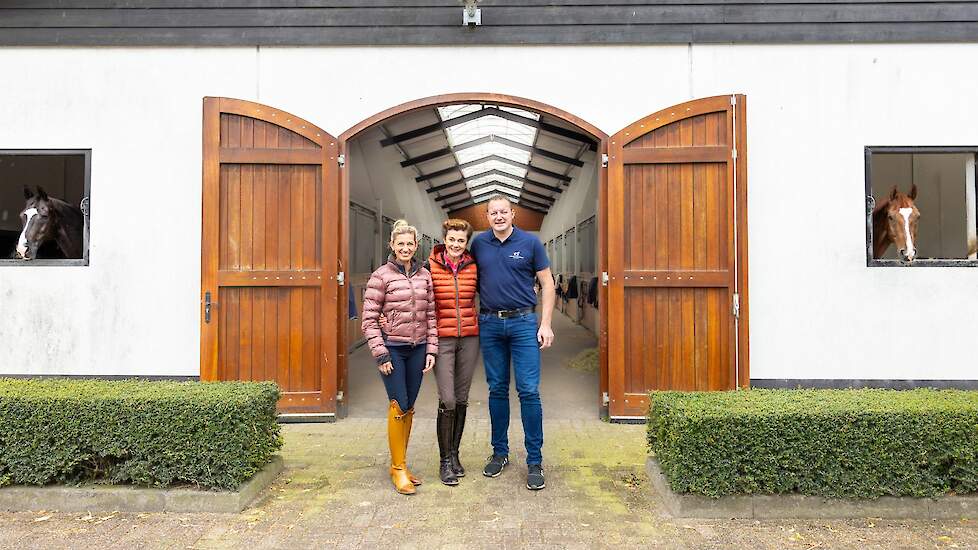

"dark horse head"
[16,186,84,260]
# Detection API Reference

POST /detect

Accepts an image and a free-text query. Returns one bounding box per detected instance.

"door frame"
[337,93,611,417]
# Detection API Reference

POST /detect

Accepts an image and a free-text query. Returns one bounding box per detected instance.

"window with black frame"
[866,147,978,266]
[0,150,90,265]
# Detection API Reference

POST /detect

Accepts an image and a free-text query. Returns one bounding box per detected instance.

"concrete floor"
[345,311,600,421]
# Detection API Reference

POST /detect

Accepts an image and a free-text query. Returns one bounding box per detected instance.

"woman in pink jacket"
[361,219,438,495]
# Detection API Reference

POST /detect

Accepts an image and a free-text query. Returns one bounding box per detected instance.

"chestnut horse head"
[873,184,920,263]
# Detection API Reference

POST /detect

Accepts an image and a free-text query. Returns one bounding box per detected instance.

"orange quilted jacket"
[427,245,479,338]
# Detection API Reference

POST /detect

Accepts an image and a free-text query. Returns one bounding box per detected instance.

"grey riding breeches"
[434,335,480,410]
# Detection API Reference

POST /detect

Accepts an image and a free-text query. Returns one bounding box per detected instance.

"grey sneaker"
[483,454,509,478]
[526,464,545,490]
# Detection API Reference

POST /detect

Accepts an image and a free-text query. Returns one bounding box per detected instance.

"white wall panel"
[0,44,975,381]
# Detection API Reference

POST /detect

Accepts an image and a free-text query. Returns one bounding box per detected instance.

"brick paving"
[1,417,977,549]
[2,316,977,548]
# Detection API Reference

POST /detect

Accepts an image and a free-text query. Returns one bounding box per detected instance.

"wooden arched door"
[201,97,341,416]
[605,95,749,419]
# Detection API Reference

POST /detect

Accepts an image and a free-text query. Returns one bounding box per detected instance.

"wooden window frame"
[865,146,978,268]
[0,149,91,267]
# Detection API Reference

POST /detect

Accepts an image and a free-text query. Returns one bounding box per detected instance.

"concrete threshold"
[0,456,284,514]
[647,458,978,519]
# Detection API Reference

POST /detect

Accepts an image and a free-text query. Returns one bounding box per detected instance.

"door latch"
[204,291,217,323]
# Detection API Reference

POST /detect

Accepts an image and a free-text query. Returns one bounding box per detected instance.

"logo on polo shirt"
[508,251,525,260]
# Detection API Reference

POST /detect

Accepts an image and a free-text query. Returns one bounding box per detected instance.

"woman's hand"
[379,361,393,376]
[423,354,435,373]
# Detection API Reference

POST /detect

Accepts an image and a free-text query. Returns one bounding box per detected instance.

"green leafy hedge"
[647,389,978,499]
[0,379,282,490]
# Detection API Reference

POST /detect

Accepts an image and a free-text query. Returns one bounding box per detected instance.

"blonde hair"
[389,219,418,244]
[442,218,473,240]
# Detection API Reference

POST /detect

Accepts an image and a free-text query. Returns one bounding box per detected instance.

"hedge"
[647,389,978,499]
[0,379,282,490]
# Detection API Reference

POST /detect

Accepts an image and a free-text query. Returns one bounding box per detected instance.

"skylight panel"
[436,103,541,193]
[466,173,523,189]
[460,159,524,179]
[472,186,520,202]
[454,141,530,166]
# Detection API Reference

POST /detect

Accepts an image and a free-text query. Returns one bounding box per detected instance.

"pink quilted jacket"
[361,258,438,365]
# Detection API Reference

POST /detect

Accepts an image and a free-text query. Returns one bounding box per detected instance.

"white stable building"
[0,2,976,420]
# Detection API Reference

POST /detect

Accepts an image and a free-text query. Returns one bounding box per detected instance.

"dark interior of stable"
[343,102,603,418]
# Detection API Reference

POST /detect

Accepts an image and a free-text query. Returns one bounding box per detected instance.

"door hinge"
[601,153,609,168]
[602,392,610,407]
[730,95,737,106]
[731,148,738,159]
[336,390,345,402]
[337,154,345,167]
[732,293,740,319]
[601,271,609,286]
[337,271,345,286]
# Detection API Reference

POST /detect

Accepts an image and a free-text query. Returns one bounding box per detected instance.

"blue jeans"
[479,312,543,465]
[379,344,426,412]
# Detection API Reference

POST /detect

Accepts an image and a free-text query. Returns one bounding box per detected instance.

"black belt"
[480,306,535,319]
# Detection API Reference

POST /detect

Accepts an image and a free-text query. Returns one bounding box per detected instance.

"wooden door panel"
[607,95,747,419]
[202,98,339,416]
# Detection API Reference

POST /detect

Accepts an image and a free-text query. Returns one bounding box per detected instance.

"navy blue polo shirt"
[471,226,550,311]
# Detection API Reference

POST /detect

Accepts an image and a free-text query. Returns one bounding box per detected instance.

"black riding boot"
[437,404,459,486]
[450,401,468,477]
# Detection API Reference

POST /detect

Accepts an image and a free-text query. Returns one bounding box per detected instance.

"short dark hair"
[485,195,514,210]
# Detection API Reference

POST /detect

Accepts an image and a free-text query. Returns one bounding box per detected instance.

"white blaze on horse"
[15,186,84,260]
[873,184,920,263]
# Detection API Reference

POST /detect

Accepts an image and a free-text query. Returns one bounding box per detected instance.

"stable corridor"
[345,312,599,421]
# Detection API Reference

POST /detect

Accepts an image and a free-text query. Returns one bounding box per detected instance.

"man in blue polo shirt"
[470,195,555,491]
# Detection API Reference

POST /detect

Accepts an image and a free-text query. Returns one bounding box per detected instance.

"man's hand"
[537,324,554,350]
[378,361,393,375]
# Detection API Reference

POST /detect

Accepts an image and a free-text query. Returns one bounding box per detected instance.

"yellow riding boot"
[402,407,422,486]
[387,400,416,495]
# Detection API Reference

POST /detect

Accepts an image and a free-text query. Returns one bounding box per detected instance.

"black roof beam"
[382,106,597,151]
[477,169,563,194]
[445,187,524,210]
[419,154,572,184]
[463,181,555,204]
[472,191,551,212]
[402,134,584,169]
[380,108,490,147]
[486,107,598,151]
[491,135,585,167]
[425,176,469,194]
[433,188,472,203]
[484,154,573,183]
[399,135,493,168]
[415,164,461,183]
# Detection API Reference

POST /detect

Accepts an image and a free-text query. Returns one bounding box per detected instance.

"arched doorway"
[337,93,611,419]
[200,93,749,422]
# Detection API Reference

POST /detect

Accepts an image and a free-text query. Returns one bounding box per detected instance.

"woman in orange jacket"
[427,218,479,485]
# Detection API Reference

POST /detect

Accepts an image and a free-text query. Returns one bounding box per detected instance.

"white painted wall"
[0,44,976,382]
